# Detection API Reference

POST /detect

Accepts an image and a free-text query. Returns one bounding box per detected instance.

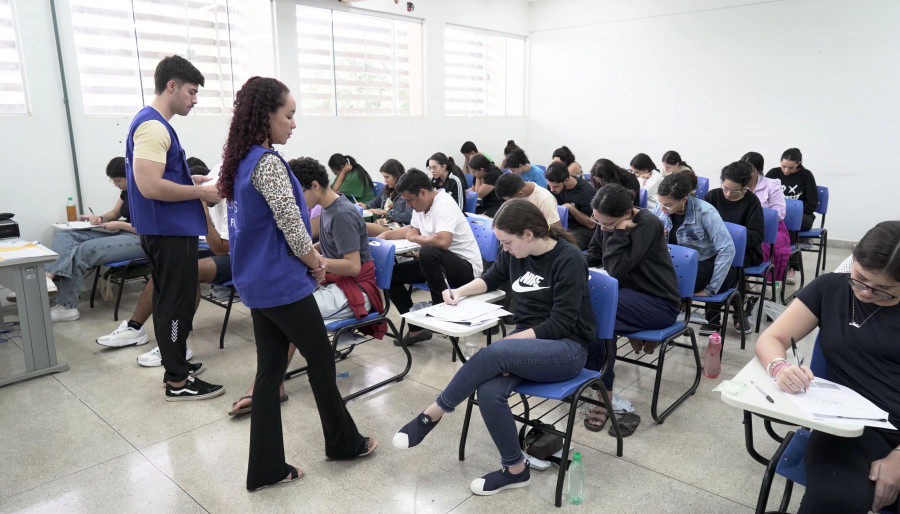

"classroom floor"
[0,247,848,513]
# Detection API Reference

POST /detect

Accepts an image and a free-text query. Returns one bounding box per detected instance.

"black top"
[796,273,900,428]
[765,166,818,215]
[433,173,465,211]
[703,188,765,267]
[623,173,641,207]
[481,238,596,348]
[552,177,595,227]
[119,190,131,223]
[477,168,504,216]
[585,209,680,308]
[668,213,685,245]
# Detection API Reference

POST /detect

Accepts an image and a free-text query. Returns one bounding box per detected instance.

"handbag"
[521,421,564,460]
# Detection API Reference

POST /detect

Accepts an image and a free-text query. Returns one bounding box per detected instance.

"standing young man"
[126,55,225,401]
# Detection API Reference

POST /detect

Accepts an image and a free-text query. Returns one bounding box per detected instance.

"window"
[444,26,525,117]
[0,0,28,114]
[296,4,423,116]
[69,0,273,115]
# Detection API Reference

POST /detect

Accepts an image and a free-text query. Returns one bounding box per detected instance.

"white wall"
[2,0,529,243]
[526,0,900,242]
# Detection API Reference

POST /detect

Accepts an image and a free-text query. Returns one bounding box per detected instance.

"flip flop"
[228,393,289,417]
[326,437,378,461]
[583,406,609,432]
[248,464,304,492]
[609,412,641,437]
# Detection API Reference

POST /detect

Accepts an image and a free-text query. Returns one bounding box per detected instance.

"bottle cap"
[68,197,73,200]
[573,452,581,461]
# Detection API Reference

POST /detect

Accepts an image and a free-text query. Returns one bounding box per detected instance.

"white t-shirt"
[411,191,483,275]
[206,162,229,240]
[525,185,561,225]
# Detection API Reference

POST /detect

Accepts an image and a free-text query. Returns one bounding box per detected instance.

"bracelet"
[766,357,788,376]
[771,361,791,379]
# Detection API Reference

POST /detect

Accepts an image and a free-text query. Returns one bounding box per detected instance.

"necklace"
[849,291,882,328]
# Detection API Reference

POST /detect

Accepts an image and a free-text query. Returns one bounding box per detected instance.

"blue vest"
[125,106,206,236]
[228,145,317,309]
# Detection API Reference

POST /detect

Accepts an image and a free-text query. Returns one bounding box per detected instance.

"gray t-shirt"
[318,195,372,264]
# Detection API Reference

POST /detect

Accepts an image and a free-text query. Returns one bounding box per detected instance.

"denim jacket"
[365,188,413,225]
[652,196,735,295]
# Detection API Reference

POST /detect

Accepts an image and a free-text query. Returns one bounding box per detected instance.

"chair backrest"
[668,244,699,299]
[588,270,618,340]
[464,190,477,214]
[535,164,547,172]
[695,176,710,200]
[761,207,779,246]
[815,186,829,215]
[583,172,591,183]
[639,188,648,208]
[467,218,499,263]
[784,199,803,232]
[367,238,397,290]
[372,182,385,198]
[809,334,827,379]
[724,222,747,268]
[354,204,364,216]
[557,205,569,230]
[465,174,475,188]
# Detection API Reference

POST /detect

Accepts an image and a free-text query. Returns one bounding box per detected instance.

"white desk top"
[378,238,421,255]
[721,358,864,438]
[0,242,57,268]
[401,290,506,338]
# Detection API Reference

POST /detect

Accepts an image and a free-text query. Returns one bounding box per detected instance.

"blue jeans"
[45,230,144,308]
[435,336,587,467]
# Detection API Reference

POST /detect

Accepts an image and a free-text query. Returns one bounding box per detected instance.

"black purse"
[521,421,564,460]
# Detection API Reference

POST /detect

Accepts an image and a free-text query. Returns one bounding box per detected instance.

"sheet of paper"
[0,245,54,261]
[424,298,506,323]
[65,221,94,229]
[406,311,497,333]
[384,239,420,253]
[783,377,895,430]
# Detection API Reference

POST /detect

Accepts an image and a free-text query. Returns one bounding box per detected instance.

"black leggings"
[798,427,900,513]
[389,245,475,330]
[246,294,367,490]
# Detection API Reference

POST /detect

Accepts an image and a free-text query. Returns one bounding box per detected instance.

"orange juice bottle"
[66,197,77,222]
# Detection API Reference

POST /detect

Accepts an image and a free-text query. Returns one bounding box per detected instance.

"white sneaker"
[97,321,149,347]
[137,346,194,367]
[785,269,797,285]
[50,304,80,322]
[5,277,57,302]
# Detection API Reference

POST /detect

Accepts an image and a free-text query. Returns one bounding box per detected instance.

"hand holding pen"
[775,337,814,394]
[441,272,459,305]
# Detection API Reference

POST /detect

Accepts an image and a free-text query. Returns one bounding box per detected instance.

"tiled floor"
[0,247,848,513]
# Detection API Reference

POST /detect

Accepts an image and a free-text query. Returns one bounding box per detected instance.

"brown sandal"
[583,406,609,432]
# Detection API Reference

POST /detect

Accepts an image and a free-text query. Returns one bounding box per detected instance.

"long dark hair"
[552,145,576,166]
[493,199,576,244]
[219,77,290,201]
[379,158,405,199]
[590,158,631,188]
[630,153,658,173]
[592,184,634,217]
[428,152,467,186]
[328,154,375,191]
[657,172,695,200]
[854,221,900,282]
[781,148,804,169]
[468,154,499,176]
[662,150,692,171]
[741,151,764,174]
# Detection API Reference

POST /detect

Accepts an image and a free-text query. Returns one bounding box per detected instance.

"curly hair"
[218,77,290,201]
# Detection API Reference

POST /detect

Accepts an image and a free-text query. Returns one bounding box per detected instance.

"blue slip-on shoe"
[392,411,440,449]
[470,461,531,496]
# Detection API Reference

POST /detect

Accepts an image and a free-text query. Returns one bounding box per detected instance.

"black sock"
[127,320,143,330]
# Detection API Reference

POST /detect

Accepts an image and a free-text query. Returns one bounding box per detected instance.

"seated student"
[494,173,561,229]
[40,157,145,322]
[544,161,595,249]
[392,199,595,496]
[755,221,900,514]
[460,140,493,170]
[551,145,583,178]
[765,147,818,284]
[505,148,548,188]
[328,153,375,204]
[589,158,641,206]
[661,150,694,177]
[583,184,680,435]
[499,139,519,169]
[359,159,413,236]
[630,153,663,209]
[428,152,468,211]
[467,154,504,217]
[229,157,382,415]
[743,152,789,284]
[652,172,735,334]
[379,169,483,346]
[703,161,765,334]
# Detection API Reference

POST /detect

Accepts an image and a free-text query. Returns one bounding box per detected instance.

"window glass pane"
[444,26,524,117]
[0,0,28,114]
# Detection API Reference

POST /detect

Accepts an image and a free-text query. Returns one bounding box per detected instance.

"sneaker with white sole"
[137,346,194,367]
[165,376,225,401]
[160,362,205,386]
[97,321,149,347]
[50,304,80,322]
[470,461,531,496]
[785,269,797,285]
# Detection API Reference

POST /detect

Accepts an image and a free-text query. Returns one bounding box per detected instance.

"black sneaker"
[393,329,433,347]
[699,324,718,336]
[470,461,531,495]
[392,411,440,449]
[165,376,225,402]
[161,362,205,386]
[734,316,752,335]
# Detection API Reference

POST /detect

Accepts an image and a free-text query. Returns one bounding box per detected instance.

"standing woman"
[427,152,467,211]
[328,153,375,204]
[590,158,641,207]
[360,158,413,236]
[743,151,790,291]
[218,77,375,492]
[551,145,583,178]
[392,199,595,496]
[661,150,693,177]
[630,153,662,209]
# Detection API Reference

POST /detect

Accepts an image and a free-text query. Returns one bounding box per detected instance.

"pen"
[814,414,888,422]
[441,271,455,302]
[349,194,357,204]
[750,380,774,403]
[791,337,806,393]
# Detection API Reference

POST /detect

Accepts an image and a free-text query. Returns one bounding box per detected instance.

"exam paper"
[783,378,895,430]
[424,298,510,325]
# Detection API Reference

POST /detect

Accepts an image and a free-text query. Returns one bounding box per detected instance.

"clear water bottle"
[567,451,584,504]
[463,339,478,360]
[703,332,722,378]
[66,197,77,222]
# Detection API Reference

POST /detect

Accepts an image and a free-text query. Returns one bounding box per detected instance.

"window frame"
[0,0,30,115]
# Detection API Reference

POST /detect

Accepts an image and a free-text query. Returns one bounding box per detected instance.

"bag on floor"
[521,421,564,460]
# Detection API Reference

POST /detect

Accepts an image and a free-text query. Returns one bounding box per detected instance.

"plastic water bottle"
[66,197,77,222]
[703,332,722,378]
[463,340,478,359]
[567,452,585,504]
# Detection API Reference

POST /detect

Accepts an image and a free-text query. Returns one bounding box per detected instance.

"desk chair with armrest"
[798,186,829,277]
[695,176,710,200]
[89,257,150,321]
[556,205,569,230]
[781,199,805,303]
[744,208,779,333]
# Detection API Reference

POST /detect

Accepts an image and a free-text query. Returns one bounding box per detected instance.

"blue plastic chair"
[458,270,623,507]
[557,204,569,230]
[695,176,710,200]
[583,172,591,183]
[465,173,475,189]
[782,199,805,303]
[744,208,779,333]
[467,217,499,266]
[690,222,747,351]
[89,257,150,321]
[617,245,701,422]
[285,239,411,402]
[535,164,547,173]
[464,190,477,214]
[639,188,648,208]
[372,182,385,199]
[798,186,829,277]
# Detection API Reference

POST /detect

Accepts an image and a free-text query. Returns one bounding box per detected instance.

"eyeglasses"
[848,277,898,300]
[721,184,748,196]
[427,165,441,171]
[590,214,624,231]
